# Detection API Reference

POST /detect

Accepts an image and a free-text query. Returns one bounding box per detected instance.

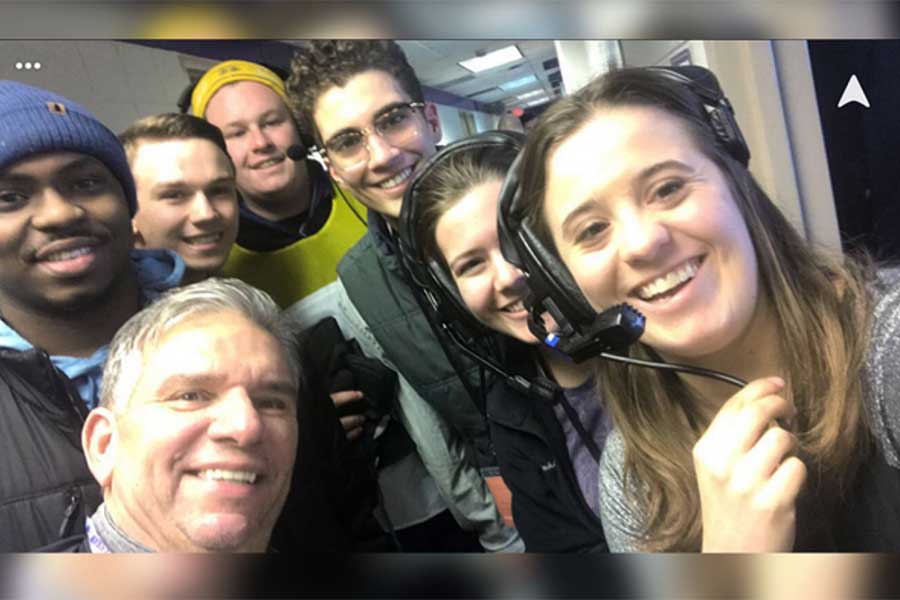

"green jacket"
[337,218,494,469]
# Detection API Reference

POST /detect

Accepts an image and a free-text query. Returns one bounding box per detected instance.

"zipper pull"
[58,487,81,539]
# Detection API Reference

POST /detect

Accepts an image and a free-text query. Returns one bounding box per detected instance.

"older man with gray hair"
[47,278,300,552]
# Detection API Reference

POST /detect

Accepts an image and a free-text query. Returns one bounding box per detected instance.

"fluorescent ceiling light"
[500,74,538,92]
[517,88,545,100]
[458,45,522,73]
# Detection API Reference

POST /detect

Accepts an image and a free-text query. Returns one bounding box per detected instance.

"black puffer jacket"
[0,348,101,551]
[486,343,608,553]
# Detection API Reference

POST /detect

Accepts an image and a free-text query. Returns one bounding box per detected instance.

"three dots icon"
[15,62,42,71]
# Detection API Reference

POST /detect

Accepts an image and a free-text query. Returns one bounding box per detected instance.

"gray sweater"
[599,268,900,552]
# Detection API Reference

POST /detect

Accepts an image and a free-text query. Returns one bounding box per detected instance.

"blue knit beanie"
[0,80,136,215]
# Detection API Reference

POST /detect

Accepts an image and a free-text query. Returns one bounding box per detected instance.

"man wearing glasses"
[287,40,521,553]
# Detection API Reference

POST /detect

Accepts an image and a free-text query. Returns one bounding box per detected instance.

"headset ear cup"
[650,65,751,167]
[518,225,597,326]
[708,103,750,166]
[498,146,597,332]
[497,153,524,268]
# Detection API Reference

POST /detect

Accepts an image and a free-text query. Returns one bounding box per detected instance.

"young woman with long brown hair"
[509,66,900,551]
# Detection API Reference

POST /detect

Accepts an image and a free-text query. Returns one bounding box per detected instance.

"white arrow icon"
[838,75,870,108]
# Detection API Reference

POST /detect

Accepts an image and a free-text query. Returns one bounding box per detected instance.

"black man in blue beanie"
[0,80,185,550]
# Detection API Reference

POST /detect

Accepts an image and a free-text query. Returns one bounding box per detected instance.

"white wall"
[0,41,209,133]
[434,104,499,143]
[700,41,810,241]
[433,103,496,144]
[473,110,497,133]
[553,40,623,95]
[434,103,465,144]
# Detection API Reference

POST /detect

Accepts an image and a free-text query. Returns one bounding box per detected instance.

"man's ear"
[82,407,118,489]
[131,221,146,249]
[424,103,443,145]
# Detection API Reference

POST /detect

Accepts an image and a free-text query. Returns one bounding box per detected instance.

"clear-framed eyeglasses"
[318,102,426,171]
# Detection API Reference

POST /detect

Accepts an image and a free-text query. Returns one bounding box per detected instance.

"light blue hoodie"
[0,249,184,409]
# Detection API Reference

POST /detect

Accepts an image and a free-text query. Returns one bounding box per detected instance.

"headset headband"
[647,65,750,167]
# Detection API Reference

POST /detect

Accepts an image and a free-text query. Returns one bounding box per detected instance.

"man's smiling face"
[101,311,298,552]
[313,69,442,220]
[0,152,133,314]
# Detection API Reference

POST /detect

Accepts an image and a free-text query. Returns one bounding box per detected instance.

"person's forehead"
[550,106,693,175]
[447,179,503,219]
[437,180,504,254]
[133,138,231,178]
[131,319,292,401]
[314,69,410,136]
[144,312,288,372]
[205,80,288,124]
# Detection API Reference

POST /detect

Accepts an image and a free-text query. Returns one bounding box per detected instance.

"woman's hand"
[693,377,807,552]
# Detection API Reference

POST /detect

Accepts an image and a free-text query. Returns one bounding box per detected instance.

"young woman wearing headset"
[398,132,610,552]
[500,66,900,551]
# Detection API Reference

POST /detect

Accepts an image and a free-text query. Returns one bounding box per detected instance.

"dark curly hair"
[286,40,424,145]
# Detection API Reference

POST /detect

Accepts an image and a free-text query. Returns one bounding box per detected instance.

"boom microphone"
[286,144,306,161]
[531,303,748,389]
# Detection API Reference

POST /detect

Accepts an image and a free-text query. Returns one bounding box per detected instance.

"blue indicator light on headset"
[544,333,560,348]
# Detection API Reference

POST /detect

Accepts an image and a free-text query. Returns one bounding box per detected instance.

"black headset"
[397,130,574,405]
[399,130,526,339]
[496,65,749,365]
[398,130,639,462]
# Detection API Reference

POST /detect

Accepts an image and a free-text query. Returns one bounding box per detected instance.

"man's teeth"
[43,246,94,262]
[256,157,282,169]
[379,167,413,188]
[185,233,222,245]
[502,300,526,313]
[198,469,257,484]
[638,259,700,301]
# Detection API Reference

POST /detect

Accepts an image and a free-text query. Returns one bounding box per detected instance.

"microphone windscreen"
[286,144,306,161]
